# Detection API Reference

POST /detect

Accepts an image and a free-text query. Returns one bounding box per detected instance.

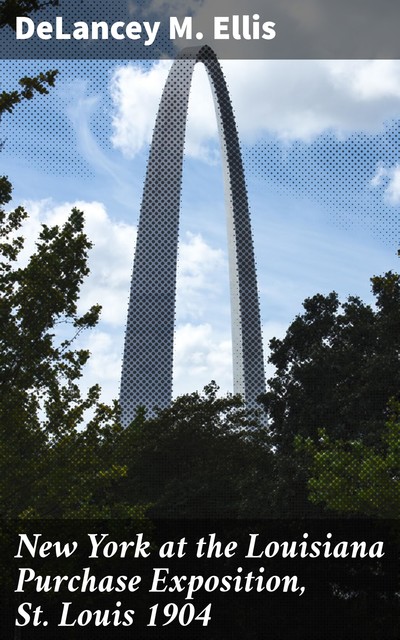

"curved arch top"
[120,46,265,424]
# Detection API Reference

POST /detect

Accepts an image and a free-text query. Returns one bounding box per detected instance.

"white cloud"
[110,58,400,161]
[111,60,219,161]
[110,61,171,157]
[176,231,227,320]
[173,323,232,396]
[85,331,124,388]
[324,60,400,101]
[370,166,387,188]
[370,165,400,205]
[226,59,400,143]
[22,199,137,326]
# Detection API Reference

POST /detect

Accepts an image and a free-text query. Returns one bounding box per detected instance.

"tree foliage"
[0,1,59,123]
[114,382,273,518]
[0,177,146,518]
[0,175,273,520]
[262,268,400,516]
[297,400,400,518]
[2,163,398,521]
[0,69,58,117]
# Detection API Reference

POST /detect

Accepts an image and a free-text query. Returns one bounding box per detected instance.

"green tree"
[0,1,59,126]
[0,69,58,117]
[297,400,400,518]
[0,177,143,518]
[261,268,400,516]
[0,4,132,517]
[114,382,274,518]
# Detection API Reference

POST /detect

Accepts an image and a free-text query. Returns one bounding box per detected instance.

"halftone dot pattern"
[246,122,400,246]
[119,46,266,425]
[4,59,399,248]
[1,59,129,178]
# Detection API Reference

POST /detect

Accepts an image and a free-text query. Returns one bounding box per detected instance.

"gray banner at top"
[1,0,399,59]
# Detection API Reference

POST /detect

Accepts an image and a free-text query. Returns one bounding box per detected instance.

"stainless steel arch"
[120,46,265,425]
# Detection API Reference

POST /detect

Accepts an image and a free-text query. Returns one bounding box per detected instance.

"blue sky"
[1,58,399,404]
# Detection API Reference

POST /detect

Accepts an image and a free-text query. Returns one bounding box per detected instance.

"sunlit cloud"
[370,165,400,205]
[110,59,400,162]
